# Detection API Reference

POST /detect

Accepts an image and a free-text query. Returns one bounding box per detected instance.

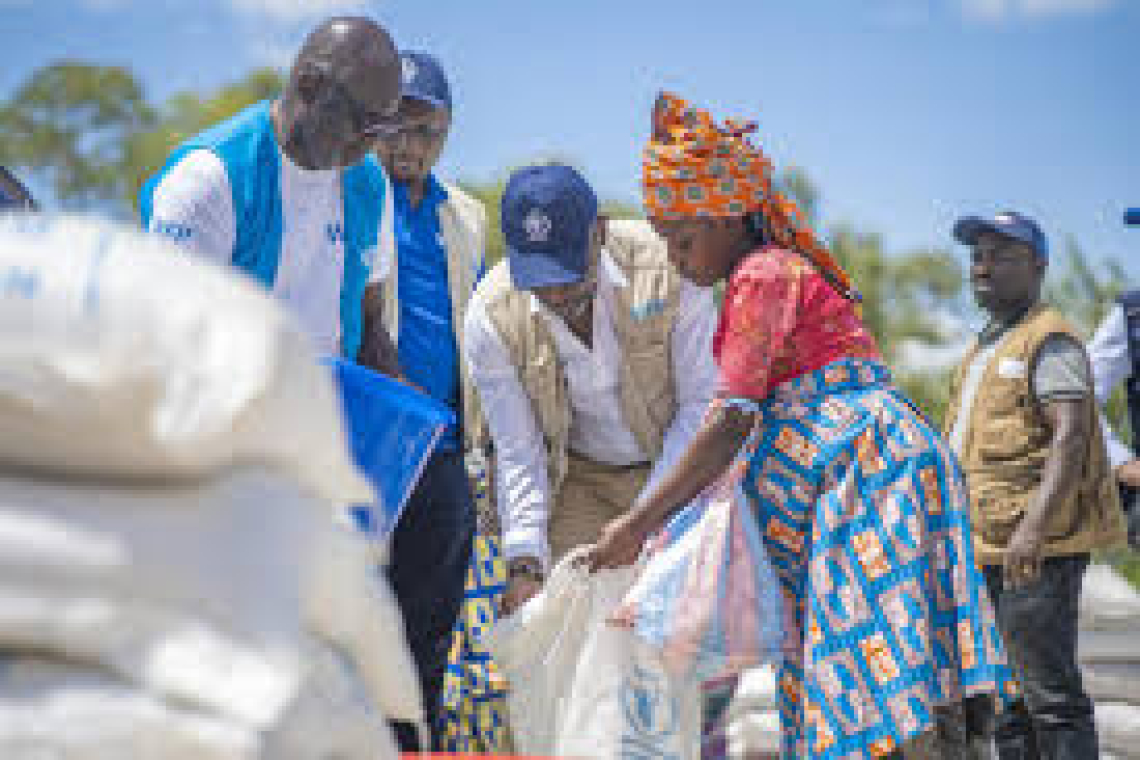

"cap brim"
[401,91,451,111]
[952,216,995,246]
[507,245,588,290]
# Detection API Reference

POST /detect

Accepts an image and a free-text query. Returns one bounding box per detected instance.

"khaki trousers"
[547,453,651,563]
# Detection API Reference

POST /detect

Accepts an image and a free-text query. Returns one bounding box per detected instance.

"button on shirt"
[464,251,720,565]
[1088,303,1135,469]
[146,147,393,357]
[393,175,461,451]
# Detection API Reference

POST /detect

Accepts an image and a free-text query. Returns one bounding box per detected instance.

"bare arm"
[1005,397,1089,585]
[357,283,402,377]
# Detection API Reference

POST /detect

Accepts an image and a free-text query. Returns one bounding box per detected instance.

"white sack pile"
[0,215,421,758]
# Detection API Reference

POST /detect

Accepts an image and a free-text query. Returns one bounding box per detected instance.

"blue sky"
[3,0,1138,277]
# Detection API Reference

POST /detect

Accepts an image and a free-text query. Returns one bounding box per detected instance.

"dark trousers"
[983,554,1098,760]
[386,450,475,751]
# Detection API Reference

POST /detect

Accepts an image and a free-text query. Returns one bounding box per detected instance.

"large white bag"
[0,468,417,757]
[489,551,701,759]
[0,214,371,506]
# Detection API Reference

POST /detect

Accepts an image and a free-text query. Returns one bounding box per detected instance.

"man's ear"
[293,64,323,106]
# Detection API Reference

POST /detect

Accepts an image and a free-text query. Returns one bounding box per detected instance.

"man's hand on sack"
[1117,459,1140,489]
[501,556,544,616]
[583,511,651,572]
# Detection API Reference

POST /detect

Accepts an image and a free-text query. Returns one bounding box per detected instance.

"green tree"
[0,61,283,215]
[0,62,155,211]
[123,69,284,210]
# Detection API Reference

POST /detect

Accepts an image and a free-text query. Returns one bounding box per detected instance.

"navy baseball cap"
[1125,208,1140,226]
[399,51,451,110]
[953,210,1049,262]
[501,165,599,290]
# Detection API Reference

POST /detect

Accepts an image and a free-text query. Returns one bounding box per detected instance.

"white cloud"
[226,0,376,22]
[960,0,1115,19]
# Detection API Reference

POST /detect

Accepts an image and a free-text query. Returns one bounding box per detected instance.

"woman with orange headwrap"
[584,94,1009,759]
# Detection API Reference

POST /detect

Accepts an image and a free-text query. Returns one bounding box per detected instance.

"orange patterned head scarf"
[642,92,858,300]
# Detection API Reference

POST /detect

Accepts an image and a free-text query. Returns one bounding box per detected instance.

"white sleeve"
[1088,304,1132,402]
[462,296,553,568]
[146,149,235,266]
[643,279,719,494]
[368,165,395,285]
[1088,304,1134,467]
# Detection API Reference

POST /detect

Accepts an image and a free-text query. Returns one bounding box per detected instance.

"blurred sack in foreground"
[0,216,420,758]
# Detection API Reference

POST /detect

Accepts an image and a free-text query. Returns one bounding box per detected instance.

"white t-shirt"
[147,147,394,356]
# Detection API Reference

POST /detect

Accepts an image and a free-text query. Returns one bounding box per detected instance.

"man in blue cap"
[464,163,719,616]
[365,50,486,752]
[1087,208,1140,550]
[946,211,1126,759]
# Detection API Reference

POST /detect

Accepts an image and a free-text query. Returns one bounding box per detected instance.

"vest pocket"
[975,418,1046,464]
[973,484,1031,546]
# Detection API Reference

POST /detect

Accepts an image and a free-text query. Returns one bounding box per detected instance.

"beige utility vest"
[476,219,682,496]
[945,305,1127,565]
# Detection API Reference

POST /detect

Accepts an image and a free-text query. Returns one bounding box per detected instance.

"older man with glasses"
[141,16,404,365]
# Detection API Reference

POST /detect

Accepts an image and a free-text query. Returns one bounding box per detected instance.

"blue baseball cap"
[399,51,451,110]
[953,210,1049,262]
[501,165,599,290]
[1125,208,1140,227]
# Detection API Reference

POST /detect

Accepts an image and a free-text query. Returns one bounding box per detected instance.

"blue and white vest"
[140,101,386,359]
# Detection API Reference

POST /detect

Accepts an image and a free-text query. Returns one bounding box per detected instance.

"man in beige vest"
[946,211,1127,760]
[464,164,719,614]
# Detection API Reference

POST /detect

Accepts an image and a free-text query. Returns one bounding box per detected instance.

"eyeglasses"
[390,121,449,143]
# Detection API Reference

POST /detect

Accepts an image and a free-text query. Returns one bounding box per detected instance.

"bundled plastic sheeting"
[325,359,453,540]
[611,463,783,685]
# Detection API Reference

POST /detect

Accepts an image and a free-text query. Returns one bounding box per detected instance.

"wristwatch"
[507,556,544,583]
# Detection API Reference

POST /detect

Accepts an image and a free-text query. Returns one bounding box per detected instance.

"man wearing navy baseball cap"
[947,210,1126,759]
[366,50,488,752]
[464,163,719,615]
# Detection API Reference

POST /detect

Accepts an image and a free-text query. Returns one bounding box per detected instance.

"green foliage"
[123,69,284,211]
[0,62,155,210]
[1,61,283,215]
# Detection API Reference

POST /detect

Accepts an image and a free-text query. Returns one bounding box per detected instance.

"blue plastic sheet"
[324,358,455,540]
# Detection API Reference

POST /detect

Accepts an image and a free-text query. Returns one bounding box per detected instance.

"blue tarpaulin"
[325,358,454,540]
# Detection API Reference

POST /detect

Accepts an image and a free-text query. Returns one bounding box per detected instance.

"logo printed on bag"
[0,266,38,300]
[619,664,680,759]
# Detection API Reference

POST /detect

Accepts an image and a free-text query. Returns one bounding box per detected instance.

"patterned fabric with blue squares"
[736,358,1013,759]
